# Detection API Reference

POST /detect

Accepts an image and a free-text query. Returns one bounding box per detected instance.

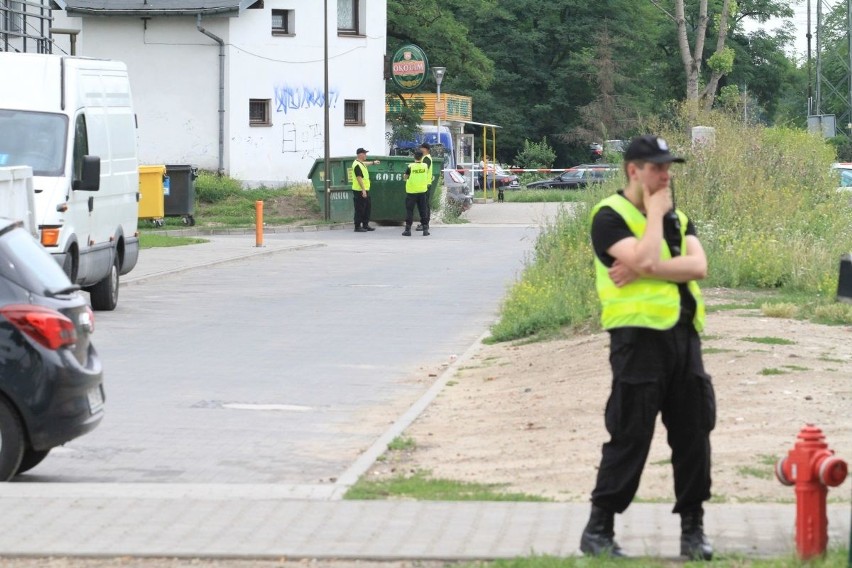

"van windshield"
[0,110,68,176]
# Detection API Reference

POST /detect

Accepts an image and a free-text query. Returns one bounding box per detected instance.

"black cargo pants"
[590,322,716,515]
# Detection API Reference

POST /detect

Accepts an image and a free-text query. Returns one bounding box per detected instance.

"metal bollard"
[255,200,263,247]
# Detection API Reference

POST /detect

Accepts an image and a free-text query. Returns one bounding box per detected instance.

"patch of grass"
[761,302,798,318]
[139,234,208,248]
[706,302,763,312]
[345,470,551,501]
[759,368,787,375]
[386,436,416,452]
[446,380,459,386]
[819,355,845,363]
[649,459,670,466]
[757,454,778,466]
[737,465,774,480]
[741,336,796,345]
[463,549,849,568]
[141,172,324,229]
[782,364,809,371]
[703,347,734,354]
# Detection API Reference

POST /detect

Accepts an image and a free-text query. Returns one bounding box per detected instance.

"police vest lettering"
[351,160,370,191]
[591,194,705,331]
[406,162,430,193]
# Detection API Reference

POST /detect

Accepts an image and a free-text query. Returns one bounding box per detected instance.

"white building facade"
[54,0,387,186]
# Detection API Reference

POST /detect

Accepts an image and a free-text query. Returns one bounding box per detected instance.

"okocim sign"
[391,44,428,91]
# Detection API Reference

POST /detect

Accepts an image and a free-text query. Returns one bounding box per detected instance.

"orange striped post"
[255,200,264,247]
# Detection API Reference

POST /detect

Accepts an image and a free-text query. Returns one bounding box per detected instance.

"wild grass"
[490,106,852,342]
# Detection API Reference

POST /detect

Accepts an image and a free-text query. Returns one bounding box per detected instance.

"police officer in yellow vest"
[581,135,714,561]
[352,148,380,232]
[402,150,431,236]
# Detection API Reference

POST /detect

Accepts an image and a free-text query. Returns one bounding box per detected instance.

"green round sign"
[391,44,429,91]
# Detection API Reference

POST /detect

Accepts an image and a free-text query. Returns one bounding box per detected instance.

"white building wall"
[53,1,388,186]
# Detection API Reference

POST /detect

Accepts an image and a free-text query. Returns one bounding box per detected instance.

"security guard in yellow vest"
[351,148,380,232]
[402,150,431,236]
[415,142,433,232]
[581,135,714,561]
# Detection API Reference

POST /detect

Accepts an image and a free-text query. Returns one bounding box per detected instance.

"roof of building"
[61,0,256,17]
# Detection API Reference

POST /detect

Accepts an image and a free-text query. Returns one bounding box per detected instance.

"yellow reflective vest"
[591,194,705,331]
[351,160,370,191]
[406,161,430,194]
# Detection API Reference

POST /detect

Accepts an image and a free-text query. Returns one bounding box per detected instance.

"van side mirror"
[73,155,100,191]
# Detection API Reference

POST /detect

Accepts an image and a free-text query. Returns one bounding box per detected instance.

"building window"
[4,1,23,33]
[271,9,294,36]
[344,100,364,126]
[250,99,271,126]
[337,0,360,35]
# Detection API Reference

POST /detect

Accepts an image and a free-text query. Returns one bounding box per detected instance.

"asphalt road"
[19,225,540,486]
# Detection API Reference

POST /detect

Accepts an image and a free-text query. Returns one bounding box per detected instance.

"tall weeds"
[490,107,852,342]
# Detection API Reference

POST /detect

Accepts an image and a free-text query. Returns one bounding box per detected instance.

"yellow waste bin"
[138,165,166,225]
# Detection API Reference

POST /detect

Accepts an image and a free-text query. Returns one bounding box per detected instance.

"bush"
[514,138,557,169]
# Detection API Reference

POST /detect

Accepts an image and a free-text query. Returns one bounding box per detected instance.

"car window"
[560,170,583,180]
[0,228,76,295]
[840,170,852,188]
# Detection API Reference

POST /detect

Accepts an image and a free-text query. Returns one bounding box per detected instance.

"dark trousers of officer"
[590,322,715,515]
[353,190,371,228]
[405,192,429,227]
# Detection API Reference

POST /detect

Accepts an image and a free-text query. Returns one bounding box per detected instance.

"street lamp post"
[432,67,446,161]
[322,0,331,221]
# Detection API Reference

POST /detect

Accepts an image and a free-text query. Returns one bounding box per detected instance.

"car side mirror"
[73,155,101,191]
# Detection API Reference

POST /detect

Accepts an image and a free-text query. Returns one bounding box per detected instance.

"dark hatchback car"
[0,219,104,480]
[525,165,618,190]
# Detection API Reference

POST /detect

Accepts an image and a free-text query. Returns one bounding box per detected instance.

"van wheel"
[89,256,120,311]
[16,448,50,475]
[62,246,78,282]
[0,398,24,481]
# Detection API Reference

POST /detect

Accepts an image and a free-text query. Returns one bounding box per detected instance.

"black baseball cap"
[419,142,431,150]
[356,147,368,154]
[624,135,685,164]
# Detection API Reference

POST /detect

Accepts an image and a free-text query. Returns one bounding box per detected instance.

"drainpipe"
[196,14,225,176]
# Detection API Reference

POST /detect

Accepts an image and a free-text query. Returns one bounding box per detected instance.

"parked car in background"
[444,169,473,210]
[480,164,520,190]
[832,162,852,190]
[525,164,619,190]
[0,218,104,480]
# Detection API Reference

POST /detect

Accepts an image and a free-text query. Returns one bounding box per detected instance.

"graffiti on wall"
[274,85,340,115]
[282,122,323,159]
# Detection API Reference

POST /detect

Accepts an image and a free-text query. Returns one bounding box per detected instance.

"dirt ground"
[366,288,852,505]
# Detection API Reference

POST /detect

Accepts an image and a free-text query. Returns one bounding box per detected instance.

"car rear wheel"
[88,255,120,311]
[16,448,50,475]
[0,398,24,481]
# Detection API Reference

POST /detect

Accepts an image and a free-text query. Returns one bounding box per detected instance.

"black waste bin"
[164,164,198,226]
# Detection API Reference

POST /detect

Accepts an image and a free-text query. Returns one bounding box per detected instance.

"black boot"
[402,225,412,236]
[422,225,430,236]
[681,509,713,561]
[580,505,625,557]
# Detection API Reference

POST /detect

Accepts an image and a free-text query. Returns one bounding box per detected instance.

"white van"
[0,53,139,310]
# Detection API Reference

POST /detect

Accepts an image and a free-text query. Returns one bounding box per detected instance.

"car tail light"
[0,304,77,350]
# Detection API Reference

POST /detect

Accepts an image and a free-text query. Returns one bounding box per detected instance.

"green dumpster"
[308,156,443,223]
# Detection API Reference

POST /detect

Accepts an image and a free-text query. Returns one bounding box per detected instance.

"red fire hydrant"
[775,424,848,560]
